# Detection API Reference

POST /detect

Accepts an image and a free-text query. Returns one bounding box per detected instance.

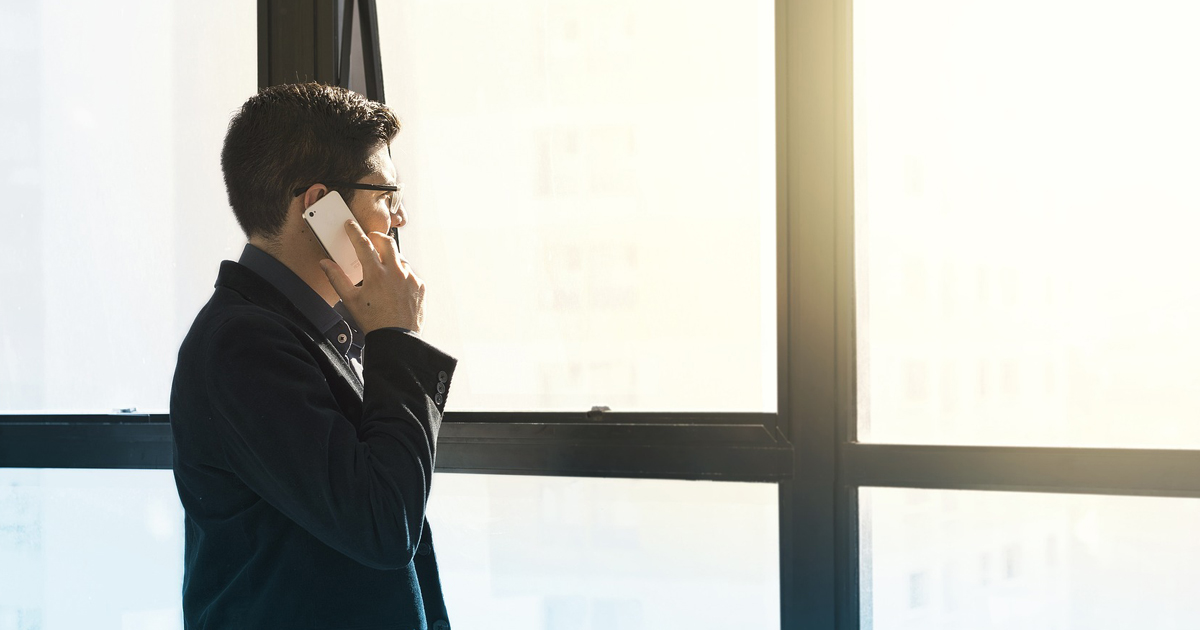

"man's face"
[346,142,406,236]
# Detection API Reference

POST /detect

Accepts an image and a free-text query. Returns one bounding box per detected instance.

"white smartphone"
[303,191,364,286]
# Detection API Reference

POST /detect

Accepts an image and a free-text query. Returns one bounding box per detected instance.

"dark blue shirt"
[237,243,410,381]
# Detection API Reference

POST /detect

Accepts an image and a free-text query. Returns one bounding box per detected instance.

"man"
[169,82,456,630]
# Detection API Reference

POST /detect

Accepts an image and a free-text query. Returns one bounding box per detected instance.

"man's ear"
[302,185,328,210]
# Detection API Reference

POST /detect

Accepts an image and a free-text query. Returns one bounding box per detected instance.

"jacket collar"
[214,260,364,397]
[237,243,345,335]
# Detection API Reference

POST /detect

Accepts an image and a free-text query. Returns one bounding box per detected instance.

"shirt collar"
[332,301,364,349]
[238,243,348,336]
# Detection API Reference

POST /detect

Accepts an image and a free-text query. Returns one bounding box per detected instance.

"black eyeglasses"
[293,181,404,213]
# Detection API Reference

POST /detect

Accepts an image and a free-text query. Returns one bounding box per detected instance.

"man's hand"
[319,220,425,334]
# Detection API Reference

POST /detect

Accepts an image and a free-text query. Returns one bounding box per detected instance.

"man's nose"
[391,200,406,229]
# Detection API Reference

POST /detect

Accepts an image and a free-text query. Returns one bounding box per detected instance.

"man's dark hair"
[221,82,401,239]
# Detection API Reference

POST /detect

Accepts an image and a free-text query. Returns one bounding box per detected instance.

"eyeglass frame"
[292,181,404,214]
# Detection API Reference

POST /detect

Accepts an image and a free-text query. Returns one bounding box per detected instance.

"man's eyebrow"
[368,175,397,187]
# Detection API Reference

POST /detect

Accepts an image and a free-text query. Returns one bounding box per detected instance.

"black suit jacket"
[170,259,457,630]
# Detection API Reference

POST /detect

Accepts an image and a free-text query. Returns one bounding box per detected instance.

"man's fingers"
[366,231,399,267]
[369,231,417,278]
[319,259,355,298]
[343,220,382,270]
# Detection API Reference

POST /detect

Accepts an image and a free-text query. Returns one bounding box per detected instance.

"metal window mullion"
[777,0,844,628]
[843,443,1200,499]
[0,413,792,481]
[833,0,859,626]
[337,0,355,88]
[357,0,385,102]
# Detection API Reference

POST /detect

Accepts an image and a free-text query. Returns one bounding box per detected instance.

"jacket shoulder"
[181,287,307,353]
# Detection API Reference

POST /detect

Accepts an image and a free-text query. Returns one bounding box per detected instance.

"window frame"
[779,1,1200,628]
[6,2,1200,629]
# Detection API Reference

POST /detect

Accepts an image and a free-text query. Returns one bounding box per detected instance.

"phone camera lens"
[308,212,314,217]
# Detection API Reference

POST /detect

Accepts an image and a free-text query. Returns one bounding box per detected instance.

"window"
[0,468,185,628]
[854,0,1200,447]
[428,474,779,629]
[863,488,1200,628]
[0,0,255,413]
[8,1,1200,629]
[375,0,777,413]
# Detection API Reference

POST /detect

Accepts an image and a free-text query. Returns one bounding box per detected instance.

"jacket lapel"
[214,260,364,400]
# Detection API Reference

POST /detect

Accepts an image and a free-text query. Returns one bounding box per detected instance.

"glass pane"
[854,1,1200,446]
[377,1,777,412]
[0,468,185,629]
[427,473,779,629]
[861,488,1200,629]
[0,1,255,412]
[0,468,778,629]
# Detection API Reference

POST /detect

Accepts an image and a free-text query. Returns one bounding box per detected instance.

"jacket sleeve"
[203,311,457,571]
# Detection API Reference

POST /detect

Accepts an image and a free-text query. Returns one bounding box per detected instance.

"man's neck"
[248,236,340,307]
